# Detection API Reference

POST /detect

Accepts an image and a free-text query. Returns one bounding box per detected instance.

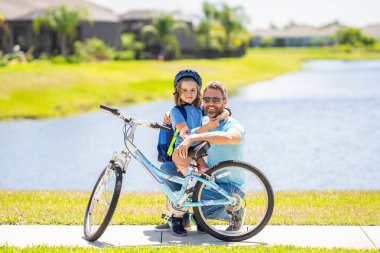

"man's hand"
[178,137,193,158]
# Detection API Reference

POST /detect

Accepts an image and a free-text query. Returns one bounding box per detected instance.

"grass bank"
[1,190,379,225]
[1,245,378,253]
[1,48,380,120]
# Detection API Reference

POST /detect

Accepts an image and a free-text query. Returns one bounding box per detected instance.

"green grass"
[1,190,379,225]
[1,48,380,120]
[0,245,378,253]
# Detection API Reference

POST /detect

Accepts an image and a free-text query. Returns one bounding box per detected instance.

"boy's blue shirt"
[170,105,202,147]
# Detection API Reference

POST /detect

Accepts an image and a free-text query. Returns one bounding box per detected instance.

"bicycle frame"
[111,122,237,209]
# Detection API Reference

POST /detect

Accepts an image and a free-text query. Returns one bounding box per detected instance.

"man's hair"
[174,77,202,108]
[203,81,228,99]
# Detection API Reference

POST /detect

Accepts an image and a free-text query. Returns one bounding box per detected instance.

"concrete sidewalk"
[0,225,379,249]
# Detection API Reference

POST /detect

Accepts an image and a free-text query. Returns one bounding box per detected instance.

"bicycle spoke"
[193,161,273,242]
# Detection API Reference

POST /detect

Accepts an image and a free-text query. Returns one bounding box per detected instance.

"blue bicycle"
[84,105,274,242]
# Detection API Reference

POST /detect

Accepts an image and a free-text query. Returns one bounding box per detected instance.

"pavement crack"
[359,226,377,248]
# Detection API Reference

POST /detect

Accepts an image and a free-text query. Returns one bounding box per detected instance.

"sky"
[88,0,380,30]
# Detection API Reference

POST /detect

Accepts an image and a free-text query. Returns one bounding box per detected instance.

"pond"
[1,60,379,191]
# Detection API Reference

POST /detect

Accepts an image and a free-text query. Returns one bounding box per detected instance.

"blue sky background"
[88,0,380,29]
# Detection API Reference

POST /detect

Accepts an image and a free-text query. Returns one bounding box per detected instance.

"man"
[157,81,246,236]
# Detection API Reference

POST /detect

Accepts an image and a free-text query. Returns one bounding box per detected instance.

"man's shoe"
[183,213,191,230]
[191,215,207,234]
[196,224,207,234]
[226,208,246,232]
[171,216,187,236]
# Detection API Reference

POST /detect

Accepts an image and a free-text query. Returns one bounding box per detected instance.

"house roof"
[119,9,192,24]
[253,25,341,38]
[0,0,119,22]
[119,10,159,21]
[361,23,380,39]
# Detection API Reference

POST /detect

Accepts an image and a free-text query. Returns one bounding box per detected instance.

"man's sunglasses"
[203,96,224,103]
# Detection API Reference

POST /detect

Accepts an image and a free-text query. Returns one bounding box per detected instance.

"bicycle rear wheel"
[84,164,123,242]
[192,160,274,242]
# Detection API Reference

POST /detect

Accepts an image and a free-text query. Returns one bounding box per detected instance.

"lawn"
[1,48,380,120]
[1,245,378,253]
[1,190,379,225]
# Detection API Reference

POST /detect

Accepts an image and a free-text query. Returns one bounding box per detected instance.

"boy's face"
[203,88,227,118]
[179,80,198,104]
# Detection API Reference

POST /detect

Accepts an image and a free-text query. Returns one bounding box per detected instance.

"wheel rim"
[85,168,117,237]
[196,164,271,237]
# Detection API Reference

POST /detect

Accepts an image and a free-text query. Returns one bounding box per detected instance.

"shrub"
[132,41,145,60]
[26,53,34,62]
[0,52,8,67]
[66,55,81,63]
[51,55,66,64]
[114,50,135,61]
[74,38,115,62]
[39,52,49,60]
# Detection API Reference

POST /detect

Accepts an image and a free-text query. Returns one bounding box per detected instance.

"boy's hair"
[174,77,202,108]
[203,81,228,99]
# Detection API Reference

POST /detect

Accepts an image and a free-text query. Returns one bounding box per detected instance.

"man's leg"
[198,182,246,231]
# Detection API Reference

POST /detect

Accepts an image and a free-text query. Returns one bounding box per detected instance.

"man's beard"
[205,106,223,118]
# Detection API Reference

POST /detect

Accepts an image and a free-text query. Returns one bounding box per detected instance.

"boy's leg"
[155,162,191,234]
[172,148,192,176]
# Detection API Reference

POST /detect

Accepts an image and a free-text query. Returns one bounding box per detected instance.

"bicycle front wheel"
[84,164,123,242]
[192,160,274,242]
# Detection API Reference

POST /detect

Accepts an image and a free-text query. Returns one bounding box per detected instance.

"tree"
[336,27,376,47]
[141,13,190,59]
[0,11,11,52]
[217,3,248,52]
[197,2,219,50]
[33,5,91,56]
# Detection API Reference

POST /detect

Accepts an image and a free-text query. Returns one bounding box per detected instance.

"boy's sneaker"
[155,213,191,232]
[171,216,187,236]
[226,208,246,232]
[154,222,171,231]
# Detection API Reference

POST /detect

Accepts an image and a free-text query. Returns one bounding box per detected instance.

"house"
[119,10,196,55]
[361,23,380,41]
[0,0,121,56]
[251,25,341,47]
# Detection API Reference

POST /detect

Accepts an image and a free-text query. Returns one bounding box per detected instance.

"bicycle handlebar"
[100,104,171,131]
[100,104,120,116]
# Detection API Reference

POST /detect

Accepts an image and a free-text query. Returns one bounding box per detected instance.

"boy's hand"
[219,109,230,122]
[206,117,220,130]
[163,111,171,125]
[178,137,192,158]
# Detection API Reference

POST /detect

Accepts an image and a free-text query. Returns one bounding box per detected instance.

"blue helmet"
[174,69,202,88]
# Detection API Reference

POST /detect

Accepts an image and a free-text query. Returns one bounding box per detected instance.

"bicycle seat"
[188,141,210,159]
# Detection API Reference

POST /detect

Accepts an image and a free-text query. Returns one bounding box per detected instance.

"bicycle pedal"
[185,187,194,194]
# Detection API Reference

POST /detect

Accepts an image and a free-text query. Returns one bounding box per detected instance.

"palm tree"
[33,5,91,56]
[197,2,218,50]
[0,11,11,52]
[218,4,248,52]
[141,13,190,59]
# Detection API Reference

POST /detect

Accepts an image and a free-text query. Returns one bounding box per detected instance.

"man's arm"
[177,128,242,158]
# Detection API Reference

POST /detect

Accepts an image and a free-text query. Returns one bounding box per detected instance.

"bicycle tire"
[83,164,123,242]
[192,160,274,242]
